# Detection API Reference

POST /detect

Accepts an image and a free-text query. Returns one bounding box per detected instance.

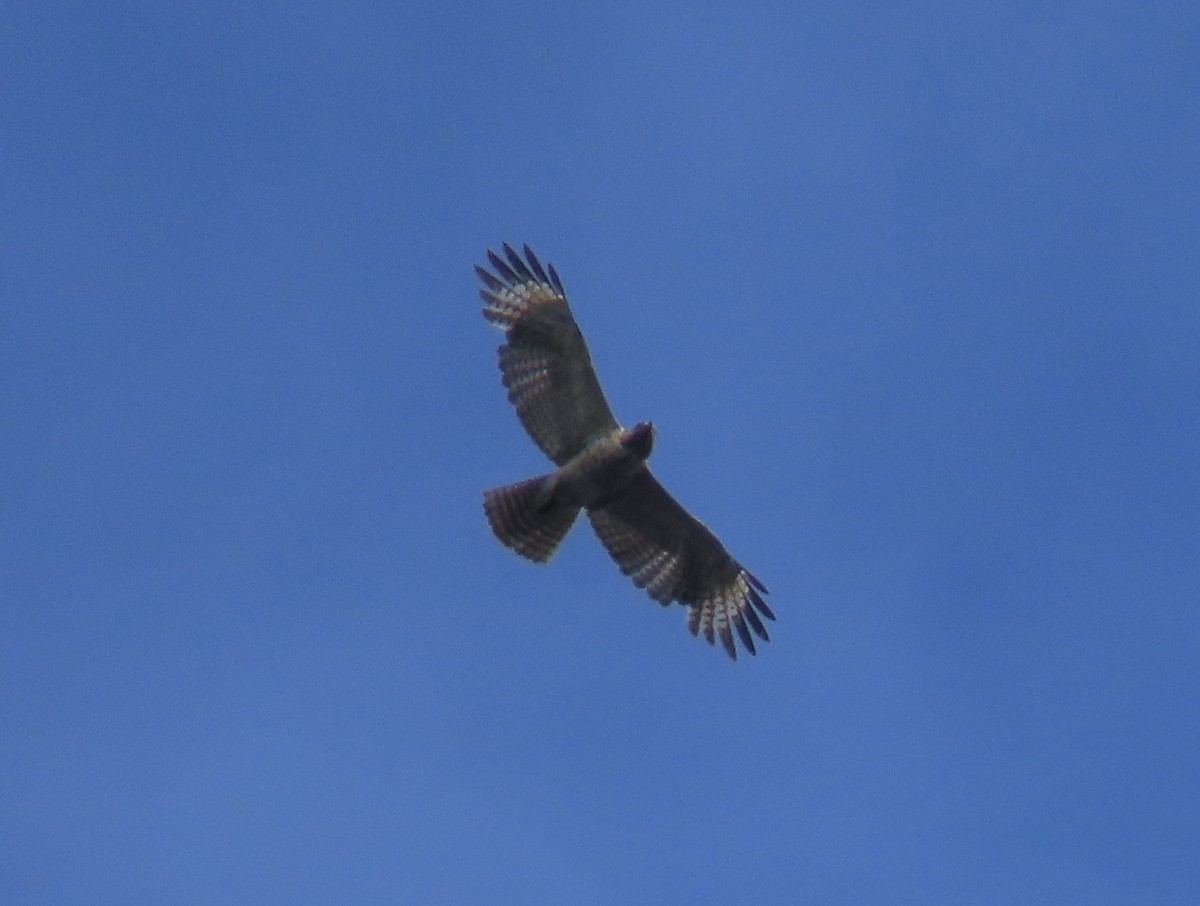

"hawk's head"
[621,421,655,460]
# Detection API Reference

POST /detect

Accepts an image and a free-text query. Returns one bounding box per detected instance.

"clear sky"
[4,2,1198,903]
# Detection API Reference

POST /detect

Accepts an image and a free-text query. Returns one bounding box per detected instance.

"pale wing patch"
[480,271,564,331]
[589,508,685,604]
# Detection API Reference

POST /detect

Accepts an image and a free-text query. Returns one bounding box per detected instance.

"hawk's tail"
[484,475,579,563]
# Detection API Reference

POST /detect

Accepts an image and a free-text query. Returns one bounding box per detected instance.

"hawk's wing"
[588,469,774,659]
[477,244,619,466]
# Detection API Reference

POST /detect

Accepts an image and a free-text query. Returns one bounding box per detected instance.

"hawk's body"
[478,244,774,659]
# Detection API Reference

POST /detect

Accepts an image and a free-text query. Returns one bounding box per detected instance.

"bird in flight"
[477,244,774,659]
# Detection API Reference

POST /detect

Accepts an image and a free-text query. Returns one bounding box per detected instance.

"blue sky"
[3,2,1198,902]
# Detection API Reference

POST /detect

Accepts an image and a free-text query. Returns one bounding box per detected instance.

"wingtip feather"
[475,264,505,293]
[745,569,770,595]
[486,248,520,284]
[523,244,550,284]
[503,243,535,281]
[733,612,756,655]
[719,621,737,660]
[748,585,776,622]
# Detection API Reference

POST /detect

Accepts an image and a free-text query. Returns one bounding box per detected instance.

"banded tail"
[483,475,579,563]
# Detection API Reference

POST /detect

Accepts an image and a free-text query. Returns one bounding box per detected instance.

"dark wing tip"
[742,601,769,642]
[745,569,770,595]
[719,621,737,660]
[747,583,776,622]
[480,244,562,297]
[486,247,520,284]
[475,264,505,293]
[523,244,551,284]
[502,243,535,281]
[733,611,756,656]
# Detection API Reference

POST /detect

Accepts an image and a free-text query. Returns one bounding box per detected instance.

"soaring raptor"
[478,244,774,659]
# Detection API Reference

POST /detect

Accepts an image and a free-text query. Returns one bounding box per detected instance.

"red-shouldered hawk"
[478,244,774,659]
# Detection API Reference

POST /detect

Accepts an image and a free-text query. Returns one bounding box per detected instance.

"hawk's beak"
[622,421,655,457]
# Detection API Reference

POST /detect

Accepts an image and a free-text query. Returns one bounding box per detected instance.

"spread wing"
[477,244,619,466]
[587,470,774,660]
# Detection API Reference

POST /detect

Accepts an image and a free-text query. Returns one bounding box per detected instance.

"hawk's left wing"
[477,244,619,466]
[588,469,774,659]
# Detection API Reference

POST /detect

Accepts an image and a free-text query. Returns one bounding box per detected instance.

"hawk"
[478,244,774,659]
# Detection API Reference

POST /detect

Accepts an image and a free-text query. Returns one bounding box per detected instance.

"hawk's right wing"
[477,244,620,466]
[587,468,775,660]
